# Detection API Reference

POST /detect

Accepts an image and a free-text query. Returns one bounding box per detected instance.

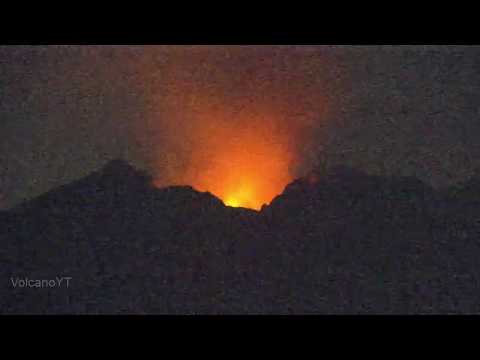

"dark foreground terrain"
[1,159,480,314]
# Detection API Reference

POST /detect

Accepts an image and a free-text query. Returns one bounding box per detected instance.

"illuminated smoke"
[133,46,333,209]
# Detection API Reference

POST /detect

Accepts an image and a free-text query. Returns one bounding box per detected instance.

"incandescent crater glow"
[151,109,297,211]
[183,112,294,211]
[224,185,254,209]
[138,48,330,211]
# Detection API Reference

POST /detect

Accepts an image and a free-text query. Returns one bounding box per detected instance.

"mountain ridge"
[2,158,480,314]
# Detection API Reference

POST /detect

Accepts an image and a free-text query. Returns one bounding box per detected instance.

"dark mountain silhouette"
[2,159,480,314]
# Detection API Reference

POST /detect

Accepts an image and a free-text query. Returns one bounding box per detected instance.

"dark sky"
[1,45,480,209]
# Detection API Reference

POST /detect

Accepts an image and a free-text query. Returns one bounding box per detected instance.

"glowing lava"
[220,177,269,210]
[137,48,330,211]
[150,108,297,211]
[180,113,295,211]
[224,186,254,209]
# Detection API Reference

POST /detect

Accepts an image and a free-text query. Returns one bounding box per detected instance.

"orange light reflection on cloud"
[152,107,295,210]
[136,47,331,210]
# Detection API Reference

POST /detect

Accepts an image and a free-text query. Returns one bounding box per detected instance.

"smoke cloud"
[0,46,343,209]
[132,46,336,207]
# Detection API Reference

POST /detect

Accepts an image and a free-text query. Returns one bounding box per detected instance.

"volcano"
[2,159,480,314]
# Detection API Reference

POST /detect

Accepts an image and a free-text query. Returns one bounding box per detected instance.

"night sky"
[1,45,480,209]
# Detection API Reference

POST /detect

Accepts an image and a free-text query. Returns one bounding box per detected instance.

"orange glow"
[134,47,331,210]
[193,120,293,210]
[151,107,296,210]
[189,136,292,210]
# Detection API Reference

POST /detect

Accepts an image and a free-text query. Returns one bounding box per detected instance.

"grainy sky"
[1,45,480,209]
